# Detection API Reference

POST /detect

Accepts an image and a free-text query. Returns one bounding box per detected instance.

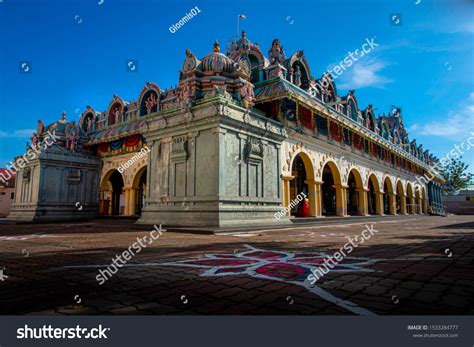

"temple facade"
[6,33,445,226]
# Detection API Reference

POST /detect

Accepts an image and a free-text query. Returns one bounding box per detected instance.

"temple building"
[0,169,15,217]
[6,32,445,226]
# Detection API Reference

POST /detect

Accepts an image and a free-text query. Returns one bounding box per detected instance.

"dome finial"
[242,30,246,38]
[213,40,220,53]
[61,111,66,121]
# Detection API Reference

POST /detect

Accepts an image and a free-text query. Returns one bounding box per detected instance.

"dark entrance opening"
[109,170,124,215]
[322,165,336,215]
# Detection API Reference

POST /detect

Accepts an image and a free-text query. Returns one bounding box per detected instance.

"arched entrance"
[321,162,344,216]
[396,180,406,214]
[288,153,315,217]
[346,169,364,215]
[383,177,395,215]
[406,183,415,214]
[132,166,147,216]
[367,174,381,215]
[100,170,124,215]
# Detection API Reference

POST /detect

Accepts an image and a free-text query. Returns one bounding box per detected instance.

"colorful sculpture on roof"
[28,32,437,166]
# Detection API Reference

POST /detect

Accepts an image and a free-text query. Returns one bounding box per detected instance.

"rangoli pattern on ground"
[160,244,384,316]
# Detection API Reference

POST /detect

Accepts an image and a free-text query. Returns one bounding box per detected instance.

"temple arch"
[100,169,124,215]
[138,82,161,116]
[396,179,407,214]
[287,151,316,217]
[367,174,382,215]
[347,96,359,122]
[125,165,148,216]
[383,176,396,215]
[406,182,415,214]
[364,108,377,133]
[79,108,96,133]
[107,96,125,126]
[346,168,365,215]
[320,161,345,216]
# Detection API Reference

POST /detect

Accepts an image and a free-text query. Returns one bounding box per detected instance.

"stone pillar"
[417,196,422,214]
[129,188,136,216]
[399,194,407,215]
[315,182,323,217]
[388,193,397,215]
[356,188,369,216]
[333,184,348,217]
[281,176,294,217]
[305,179,321,217]
[375,191,384,215]
[124,188,130,215]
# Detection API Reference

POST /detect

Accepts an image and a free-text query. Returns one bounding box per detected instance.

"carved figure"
[145,92,158,114]
[240,83,256,109]
[268,39,286,65]
[294,65,302,87]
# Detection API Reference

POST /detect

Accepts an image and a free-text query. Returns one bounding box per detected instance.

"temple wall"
[7,148,100,221]
[138,98,287,227]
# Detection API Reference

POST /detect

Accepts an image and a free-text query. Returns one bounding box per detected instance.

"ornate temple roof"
[201,40,236,74]
[25,32,437,168]
[25,112,91,155]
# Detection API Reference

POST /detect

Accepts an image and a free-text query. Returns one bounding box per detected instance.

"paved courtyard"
[0,215,473,315]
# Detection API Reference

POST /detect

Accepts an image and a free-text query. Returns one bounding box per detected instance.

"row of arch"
[283,152,428,218]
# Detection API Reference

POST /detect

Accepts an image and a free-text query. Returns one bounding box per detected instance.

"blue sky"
[0,0,473,171]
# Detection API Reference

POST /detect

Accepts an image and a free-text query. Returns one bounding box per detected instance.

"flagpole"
[237,14,246,37]
[237,14,239,36]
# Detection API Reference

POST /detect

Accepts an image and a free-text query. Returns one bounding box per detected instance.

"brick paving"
[0,215,473,315]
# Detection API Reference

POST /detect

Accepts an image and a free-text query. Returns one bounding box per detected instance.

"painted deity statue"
[32,133,38,147]
[113,105,121,123]
[37,120,44,135]
[294,65,302,87]
[240,83,256,109]
[66,124,78,151]
[145,92,158,114]
[86,117,93,132]
[268,39,286,65]
[183,48,197,71]
[179,82,194,110]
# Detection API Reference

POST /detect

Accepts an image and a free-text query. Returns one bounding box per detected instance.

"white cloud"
[0,129,35,139]
[337,59,393,90]
[410,93,474,139]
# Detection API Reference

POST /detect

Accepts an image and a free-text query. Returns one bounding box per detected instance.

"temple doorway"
[100,170,124,215]
[347,169,363,215]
